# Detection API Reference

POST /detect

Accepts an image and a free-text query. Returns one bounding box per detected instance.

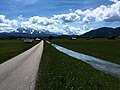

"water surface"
[47,41,120,79]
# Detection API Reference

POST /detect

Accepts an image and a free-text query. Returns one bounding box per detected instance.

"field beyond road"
[0,40,39,64]
[52,38,120,64]
[36,42,120,90]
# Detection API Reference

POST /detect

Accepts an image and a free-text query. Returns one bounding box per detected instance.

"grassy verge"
[36,42,120,90]
[0,40,39,64]
[51,38,120,64]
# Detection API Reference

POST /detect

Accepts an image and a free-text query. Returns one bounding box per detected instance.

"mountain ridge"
[0,27,120,38]
[80,27,120,38]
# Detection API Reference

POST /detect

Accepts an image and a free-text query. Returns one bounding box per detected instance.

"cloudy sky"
[0,0,120,35]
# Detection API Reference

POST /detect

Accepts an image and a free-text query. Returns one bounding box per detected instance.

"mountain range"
[0,27,57,38]
[0,27,120,38]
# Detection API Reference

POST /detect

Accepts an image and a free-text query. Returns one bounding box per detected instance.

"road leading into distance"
[0,40,43,90]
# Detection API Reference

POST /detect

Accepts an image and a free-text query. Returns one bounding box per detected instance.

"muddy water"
[47,41,120,79]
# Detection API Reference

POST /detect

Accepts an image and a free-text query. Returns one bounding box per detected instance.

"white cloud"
[0,23,11,27]
[0,15,5,23]
[29,16,57,26]
[53,12,80,23]
[0,15,19,26]
[18,15,24,20]
[0,26,16,33]
[74,1,120,22]
[51,1,120,25]
[0,1,120,35]
[0,15,19,32]
[92,2,120,22]
[62,25,84,35]
[82,16,90,24]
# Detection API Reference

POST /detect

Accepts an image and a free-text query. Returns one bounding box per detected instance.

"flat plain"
[52,38,120,64]
[36,42,120,90]
[0,40,38,64]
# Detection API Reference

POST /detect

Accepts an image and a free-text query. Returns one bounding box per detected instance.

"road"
[0,40,43,90]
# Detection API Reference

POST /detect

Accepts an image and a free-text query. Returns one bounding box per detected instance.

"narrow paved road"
[0,40,43,90]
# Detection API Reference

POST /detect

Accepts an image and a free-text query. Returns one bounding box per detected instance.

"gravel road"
[0,40,43,90]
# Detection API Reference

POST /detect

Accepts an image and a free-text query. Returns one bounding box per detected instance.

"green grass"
[0,40,39,64]
[36,42,120,90]
[51,38,120,64]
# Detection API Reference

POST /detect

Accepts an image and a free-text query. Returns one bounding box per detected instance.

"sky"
[0,0,120,35]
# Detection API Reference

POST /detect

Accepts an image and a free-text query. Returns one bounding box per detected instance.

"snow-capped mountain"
[0,27,58,37]
[16,27,54,35]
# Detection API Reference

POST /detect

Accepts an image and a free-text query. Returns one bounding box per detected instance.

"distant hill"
[0,32,49,38]
[80,27,120,38]
[54,35,79,39]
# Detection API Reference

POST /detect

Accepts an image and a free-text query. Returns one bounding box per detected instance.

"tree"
[49,35,53,40]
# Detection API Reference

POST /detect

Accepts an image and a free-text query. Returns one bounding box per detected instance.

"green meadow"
[52,38,120,64]
[0,40,38,64]
[36,42,120,90]
[0,39,120,90]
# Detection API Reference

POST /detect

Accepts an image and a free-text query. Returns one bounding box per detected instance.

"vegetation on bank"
[0,40,39,64]
[52,38,120,64]
[36,42,120,90]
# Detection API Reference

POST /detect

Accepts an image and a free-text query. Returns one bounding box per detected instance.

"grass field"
[51,38,120,64]
[36,42,120,90]
[0,40,39,64]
